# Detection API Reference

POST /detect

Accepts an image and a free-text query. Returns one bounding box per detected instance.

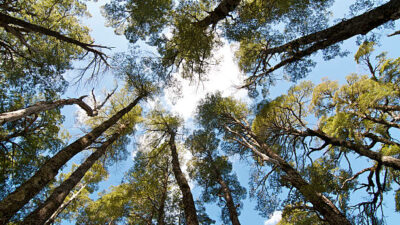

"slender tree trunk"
[206,154,241,225]
[157,166,169,225]
[225,118,351,225]
[168,132,199,225]
[0,12,107,56]
[305,129,400,170]
[258,142,351,225]
[44,183,87,225]
[0,95,144,224]
[23,131,122,224]
[0,96,95,125]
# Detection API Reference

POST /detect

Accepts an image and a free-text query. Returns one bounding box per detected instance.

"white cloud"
[264,211,282,225]
[165,43,248,121]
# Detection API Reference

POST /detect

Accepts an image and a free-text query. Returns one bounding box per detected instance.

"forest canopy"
[0,0,400,224]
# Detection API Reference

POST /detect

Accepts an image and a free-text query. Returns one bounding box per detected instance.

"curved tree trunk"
[0,96,95,125]
[23,131,122,224]
[257,143,351,225]
[224,119,351,225]
[207,154,241,225]
[304,129,400,170]
[168,132,199,225]
[0,95,144,224]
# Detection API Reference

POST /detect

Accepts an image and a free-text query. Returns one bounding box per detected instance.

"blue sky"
[58,0,400,224]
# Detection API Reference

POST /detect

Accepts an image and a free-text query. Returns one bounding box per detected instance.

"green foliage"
[249,45,400,223]
[0,106,65,199]
[0,0,95,200]
[1,0,93,96]
[103,0,174,42]
[277,206,326,225]
[83,85,143,166]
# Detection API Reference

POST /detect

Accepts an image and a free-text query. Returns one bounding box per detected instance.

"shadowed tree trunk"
[0,94,144,224]
[206,152,241,225]
[22,129,123,224]
[304,128,400,170]
[44,183,87,225]
[195,0,241,28]
[0,12,108,59]
[157,164,170,225]
[244,0,400,87]
[168,132,199,225]
[223,116,352,225]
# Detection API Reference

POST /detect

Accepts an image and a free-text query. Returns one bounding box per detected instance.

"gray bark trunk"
[168,132,199,225]
[0,95,144,224]
[23,131,121,224]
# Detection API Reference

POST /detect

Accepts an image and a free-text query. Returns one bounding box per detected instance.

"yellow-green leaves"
[354,41,375,64]
[253,81,313,138]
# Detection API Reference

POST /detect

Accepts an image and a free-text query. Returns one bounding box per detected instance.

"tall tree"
[104,0,400,94]
[186,130,245,225]
[44,162,108,225]
[22,121,133,224]
[251,44,400,222]
[196,92,352,225]
[145,110,200,225]
[75,147,177,225]
[0,85,148,223]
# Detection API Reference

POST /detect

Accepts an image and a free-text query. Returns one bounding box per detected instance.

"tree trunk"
[157,167,169,225]
[0,96,95,125]
[244,0,400,86]
[208,155,241,225]
[44,183,87,225]
[23,131,122,224]
[264,0,400,56]
[258,142,351,225]
[195,0,241,28]
[225,119,351,225]
[0,95,144,224]
[168,132,199,225]
[305,129,400,170]
[0,12,107,57]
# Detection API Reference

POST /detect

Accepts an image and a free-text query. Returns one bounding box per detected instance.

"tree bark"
[225,118,351,225]
[157,166,169,225]
[207,155,241,225]
[0,94,144,224]
[44,183,87,225]
[0,96,96,125]
[244,0,400,87]
[195,0,241,28]
[22,131,122,224]
[263,0,400,56]
[0,12,108,58]
[304,128,400,170]
[258,142,351,225]
[168,132,199,225]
